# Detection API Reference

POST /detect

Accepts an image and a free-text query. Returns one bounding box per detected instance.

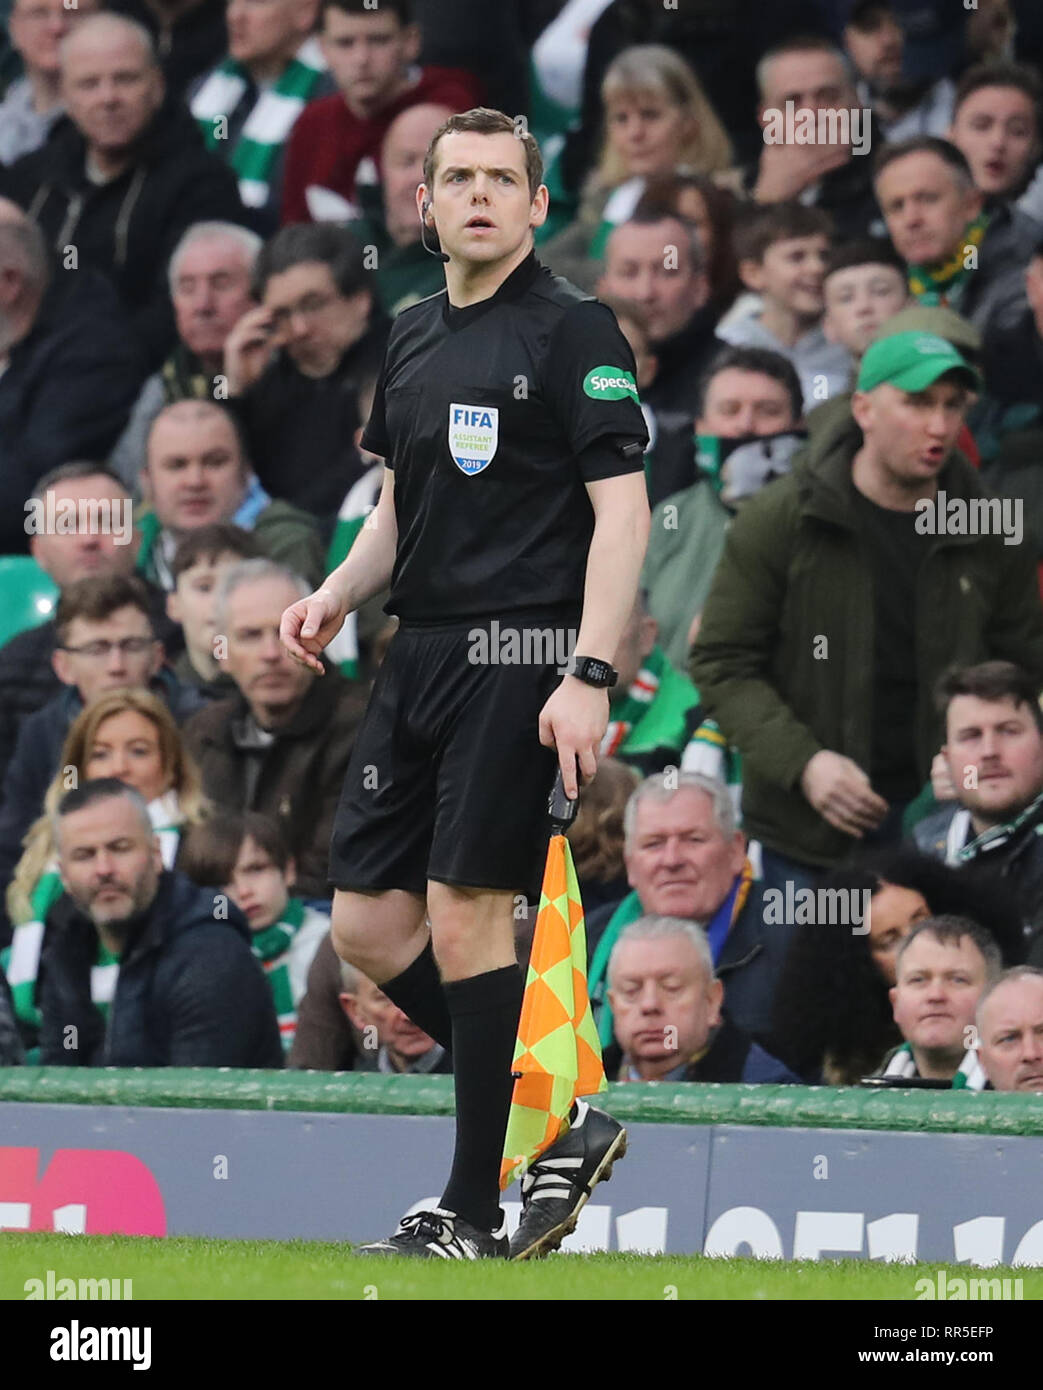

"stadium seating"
[0,557,58,648]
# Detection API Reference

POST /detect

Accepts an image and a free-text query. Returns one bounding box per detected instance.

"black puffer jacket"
[0,100,246,368]
[37,869,283,1067]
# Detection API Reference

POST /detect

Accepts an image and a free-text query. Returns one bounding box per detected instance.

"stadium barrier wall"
[2,1071,1042,1264]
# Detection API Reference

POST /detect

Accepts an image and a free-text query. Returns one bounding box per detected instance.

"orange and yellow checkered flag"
[500,822,607,1190]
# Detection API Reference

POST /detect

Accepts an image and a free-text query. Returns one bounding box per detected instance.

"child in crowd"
[168,524,261,701]
[822,237,911,367]
[180,813,329,1053]
[718,202,853,410]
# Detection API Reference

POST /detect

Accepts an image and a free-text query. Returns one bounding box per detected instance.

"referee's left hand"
[539,677,610,799]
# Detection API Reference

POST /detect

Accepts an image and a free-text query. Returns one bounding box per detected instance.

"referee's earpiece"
[419,196,450,263]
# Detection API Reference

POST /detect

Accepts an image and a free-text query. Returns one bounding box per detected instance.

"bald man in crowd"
[977,967,1043,1092]
[351,101,456,317]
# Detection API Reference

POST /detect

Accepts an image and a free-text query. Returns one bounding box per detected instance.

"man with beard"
[37,779,282,1066]
[843,0,956,143]
[914,661,1043,939]
[691,330,1043,887]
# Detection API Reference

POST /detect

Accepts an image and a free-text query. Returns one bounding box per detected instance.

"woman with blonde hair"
[542,44,736,279]
[1,689,209,1056]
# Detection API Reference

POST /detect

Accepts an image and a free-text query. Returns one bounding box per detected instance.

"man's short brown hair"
[895,914,1003,981]
[733,201,834,266]
[422,107,544,201]
[935,661,1043,733]
[873,135,975,190]
[954,61,1043,131]
[55,574,154,645]
[171,523,262,585]
[179,811,291,887]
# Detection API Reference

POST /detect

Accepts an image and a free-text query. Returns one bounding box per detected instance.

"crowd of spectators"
[2,0,1043,1094]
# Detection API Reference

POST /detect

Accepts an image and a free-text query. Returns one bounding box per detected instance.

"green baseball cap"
[857,330,982,393]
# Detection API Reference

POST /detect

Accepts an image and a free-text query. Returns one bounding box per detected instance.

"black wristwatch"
[569,655,618,688]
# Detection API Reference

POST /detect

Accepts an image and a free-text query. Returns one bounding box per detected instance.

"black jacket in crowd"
[232,320,388,524]
[738,146,884,244]
[0,99,246,370]
[914,798,1043,945]
[641,306,723,422]
[0,271,142,554]
[602,1012,800,1084]
[37,869,283,1068]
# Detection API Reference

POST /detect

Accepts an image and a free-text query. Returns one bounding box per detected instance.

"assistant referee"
[281,108,650,1260]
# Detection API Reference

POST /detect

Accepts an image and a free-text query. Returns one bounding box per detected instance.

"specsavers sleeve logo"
[583,366,639,401]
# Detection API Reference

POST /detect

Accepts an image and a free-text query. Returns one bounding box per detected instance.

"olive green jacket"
[689,409,1043,866]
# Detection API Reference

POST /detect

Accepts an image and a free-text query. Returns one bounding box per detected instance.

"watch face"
[575,657,614,686]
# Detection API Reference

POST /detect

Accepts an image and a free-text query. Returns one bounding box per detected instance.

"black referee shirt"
[361,251,648,622]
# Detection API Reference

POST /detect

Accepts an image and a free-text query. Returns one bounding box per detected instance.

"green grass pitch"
[2,1233,1040,1300]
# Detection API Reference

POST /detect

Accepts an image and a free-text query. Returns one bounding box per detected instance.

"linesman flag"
[500,774,607,1190]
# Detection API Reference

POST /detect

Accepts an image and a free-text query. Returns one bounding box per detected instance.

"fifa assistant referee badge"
[569,656,618,688]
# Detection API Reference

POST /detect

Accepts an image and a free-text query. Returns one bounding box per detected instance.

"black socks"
[378,939,453,1052]
[379,948,525,1233]
[440,963,524,1232]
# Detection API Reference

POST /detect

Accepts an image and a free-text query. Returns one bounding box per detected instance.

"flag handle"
[548,768,578,832]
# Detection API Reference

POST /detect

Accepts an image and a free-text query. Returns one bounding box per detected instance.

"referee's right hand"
[280,587,348,675]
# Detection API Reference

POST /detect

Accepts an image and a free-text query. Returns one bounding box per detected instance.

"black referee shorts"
[328,614,575,901]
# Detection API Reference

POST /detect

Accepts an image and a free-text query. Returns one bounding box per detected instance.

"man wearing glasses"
[0,573,201,942]
[0,0,100,167]
[223,221,387,522]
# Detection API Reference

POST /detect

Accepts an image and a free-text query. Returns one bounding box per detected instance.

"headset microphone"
[420,200,450,262]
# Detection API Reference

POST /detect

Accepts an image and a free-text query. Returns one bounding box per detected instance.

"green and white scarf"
[0,792,184,1037]
[600,645,667,757]
[600,645,702,764]
[323,464,384,680]
[950,787,1043,866]
[191,37,327,210]
[882,1041,987,1090]
[250,896,309,1052]
[680,716,743,817]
